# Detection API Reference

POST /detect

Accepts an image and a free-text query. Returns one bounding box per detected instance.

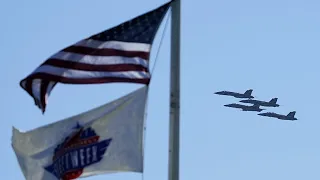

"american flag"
[20,1,172,113]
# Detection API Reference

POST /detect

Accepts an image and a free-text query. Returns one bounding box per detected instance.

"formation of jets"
[214,89,297,121]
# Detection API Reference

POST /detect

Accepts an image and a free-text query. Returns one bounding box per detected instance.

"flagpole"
[168,0,181,180]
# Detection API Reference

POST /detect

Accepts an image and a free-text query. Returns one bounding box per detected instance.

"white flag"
[12,86,148,180]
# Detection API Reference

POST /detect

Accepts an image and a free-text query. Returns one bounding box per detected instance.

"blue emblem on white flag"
[44,123,112,180]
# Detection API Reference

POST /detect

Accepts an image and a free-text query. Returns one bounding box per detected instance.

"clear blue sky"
[1,0,320,179]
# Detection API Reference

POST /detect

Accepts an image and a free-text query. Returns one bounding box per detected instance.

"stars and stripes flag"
[20,1,171,113]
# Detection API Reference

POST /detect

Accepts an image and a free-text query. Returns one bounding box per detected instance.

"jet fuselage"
[240,99,279,107]
[215,91,254,99]
[224,103,264,112]
[258,112,297,120]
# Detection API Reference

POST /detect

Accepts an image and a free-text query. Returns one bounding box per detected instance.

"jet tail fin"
[287,111,296,118]
[269,98,278,104]
[244,89,253,96]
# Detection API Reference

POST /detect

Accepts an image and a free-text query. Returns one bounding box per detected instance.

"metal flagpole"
[168,0,181,180]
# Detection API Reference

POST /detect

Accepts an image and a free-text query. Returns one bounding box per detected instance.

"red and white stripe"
[20,39,152,112]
